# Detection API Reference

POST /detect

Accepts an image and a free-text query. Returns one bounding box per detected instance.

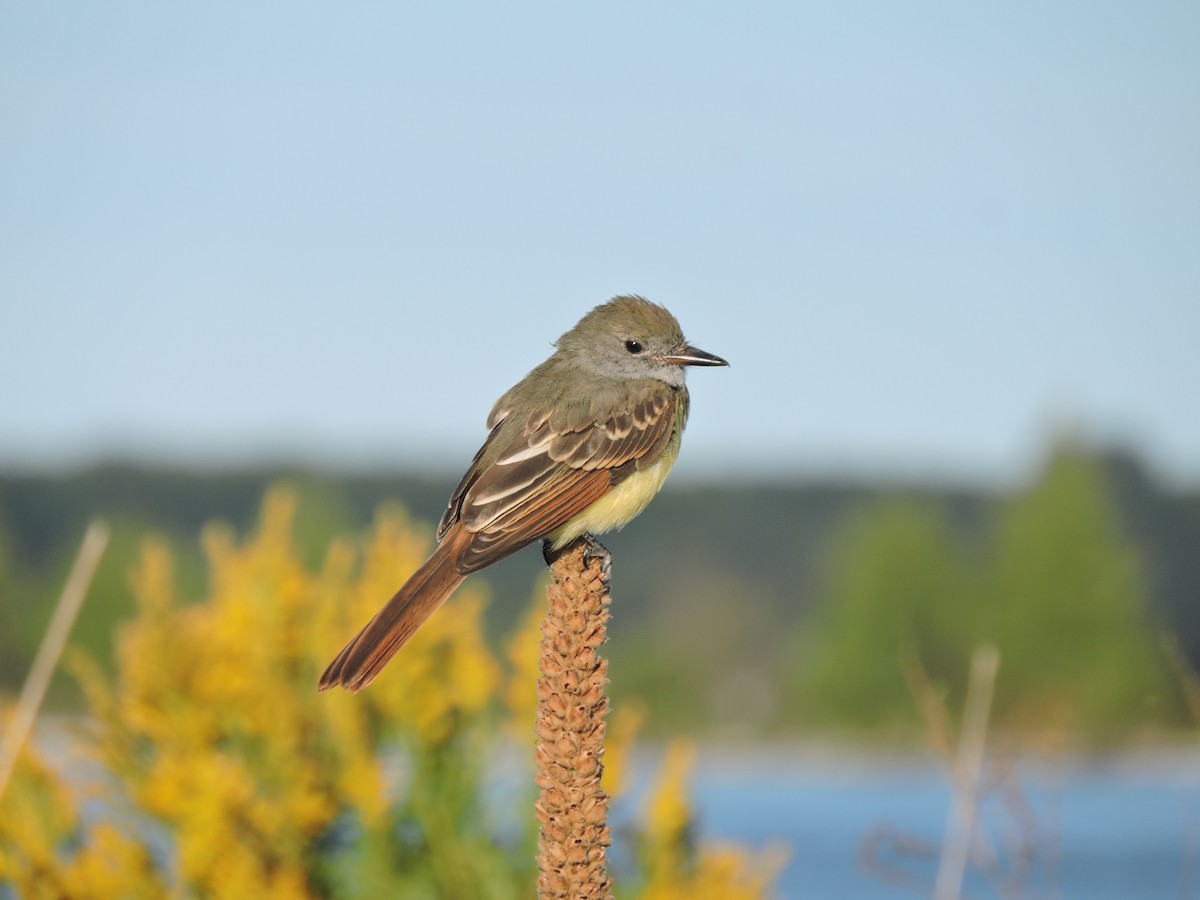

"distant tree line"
[1,443,1196,738]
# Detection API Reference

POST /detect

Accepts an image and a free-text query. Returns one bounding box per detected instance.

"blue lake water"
[621,747,1200,899]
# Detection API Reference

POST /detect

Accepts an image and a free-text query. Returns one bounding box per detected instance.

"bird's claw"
[541,535,612,585]
[580,534,612,584]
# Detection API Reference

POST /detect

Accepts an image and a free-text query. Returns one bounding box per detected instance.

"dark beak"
[661,344,729,367]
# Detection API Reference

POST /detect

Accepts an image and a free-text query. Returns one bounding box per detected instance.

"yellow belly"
[548,440,680,550]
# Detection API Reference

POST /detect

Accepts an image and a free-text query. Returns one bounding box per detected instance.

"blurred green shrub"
[793,450,1183,739]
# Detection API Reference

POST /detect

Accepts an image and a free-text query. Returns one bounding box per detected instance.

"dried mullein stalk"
[535,540,613,900]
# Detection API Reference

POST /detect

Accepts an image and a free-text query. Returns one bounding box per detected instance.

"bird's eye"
[624,340,643,354]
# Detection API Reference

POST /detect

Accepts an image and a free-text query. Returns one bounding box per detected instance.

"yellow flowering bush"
[0,712,165,899]
[0,487,780,898]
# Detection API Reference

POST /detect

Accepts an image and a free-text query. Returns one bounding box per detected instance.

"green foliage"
[984,452,1176,733]
[611,569,780,735]
[2,448,1197,739]
[792,449,1184,738]
[792,499,969,729]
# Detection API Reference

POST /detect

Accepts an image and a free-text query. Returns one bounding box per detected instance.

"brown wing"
[437,420,504,540]
[442,387,677,574]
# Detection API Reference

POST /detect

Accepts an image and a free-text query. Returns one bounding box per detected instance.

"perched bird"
[319,295,727,692]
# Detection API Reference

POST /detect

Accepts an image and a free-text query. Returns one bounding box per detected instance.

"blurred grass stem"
[934,643,1001,900]
[0,520,109,801]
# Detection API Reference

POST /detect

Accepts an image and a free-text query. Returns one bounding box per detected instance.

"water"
[642,747,1200,899]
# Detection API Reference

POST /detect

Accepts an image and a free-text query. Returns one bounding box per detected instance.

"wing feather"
[441,382,678,573]
[438,421,503,539]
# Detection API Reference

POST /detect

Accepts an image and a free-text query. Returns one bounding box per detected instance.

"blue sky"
[3,2,1197,485]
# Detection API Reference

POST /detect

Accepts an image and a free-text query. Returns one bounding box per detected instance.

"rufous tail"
[318,528,469,693]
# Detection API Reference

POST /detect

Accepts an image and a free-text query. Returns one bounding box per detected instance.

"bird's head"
[556,295,728,385]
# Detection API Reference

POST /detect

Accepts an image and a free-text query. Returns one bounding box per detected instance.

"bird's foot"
[580,534,612,584]
[542,535,612,585]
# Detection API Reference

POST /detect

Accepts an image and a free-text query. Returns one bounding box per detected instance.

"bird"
[319,294,728,692]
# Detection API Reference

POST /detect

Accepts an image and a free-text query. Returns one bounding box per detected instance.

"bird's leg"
[580,533,612,585]
[542,535,612,585]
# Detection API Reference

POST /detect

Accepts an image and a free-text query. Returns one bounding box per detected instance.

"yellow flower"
[371,589,499,746]
[0,713,170,899]
[0,727,76,881]
[60,825,164,900]
[647,740,695,843]
[600,701,646,799]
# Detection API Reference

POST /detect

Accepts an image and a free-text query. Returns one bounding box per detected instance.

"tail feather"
[319,528,469,693]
